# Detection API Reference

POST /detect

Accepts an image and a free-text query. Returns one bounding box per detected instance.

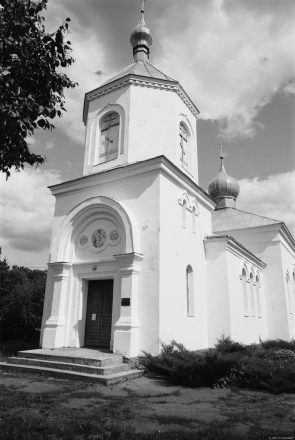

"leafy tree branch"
[0,0,78,177]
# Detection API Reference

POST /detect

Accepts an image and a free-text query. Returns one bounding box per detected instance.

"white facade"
[40,16,295,357]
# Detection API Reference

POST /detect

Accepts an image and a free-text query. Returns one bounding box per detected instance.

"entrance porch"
[0,348,145,385]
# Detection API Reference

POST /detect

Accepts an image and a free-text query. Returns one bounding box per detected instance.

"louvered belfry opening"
[99,113,119,164]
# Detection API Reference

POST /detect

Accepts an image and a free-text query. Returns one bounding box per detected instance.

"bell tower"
[82,3,200,184]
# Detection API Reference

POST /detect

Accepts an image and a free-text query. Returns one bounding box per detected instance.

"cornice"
[279,223,295,254]
[83,74,200,125]
[204,235,266,270]
[49,156,216,211]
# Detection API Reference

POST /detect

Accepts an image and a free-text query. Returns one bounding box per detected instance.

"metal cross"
[141,0,145,14]
[218,140,224,159]
[180,125,187,163]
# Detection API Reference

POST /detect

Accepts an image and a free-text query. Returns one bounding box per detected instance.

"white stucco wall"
[205,238,267,346]
[128,86,198,183]
[219,226,295,341]
[158,174,210,351]
[279,236,295,338]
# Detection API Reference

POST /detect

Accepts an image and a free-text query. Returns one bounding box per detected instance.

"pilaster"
[113,253,143,357]
[42,262,71,349]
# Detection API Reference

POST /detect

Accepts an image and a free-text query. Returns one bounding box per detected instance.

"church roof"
[100,60,177,87]
[212,208,282,232]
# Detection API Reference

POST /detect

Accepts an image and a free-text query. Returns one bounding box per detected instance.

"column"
[113,253,143,358]
[42,262,71,349]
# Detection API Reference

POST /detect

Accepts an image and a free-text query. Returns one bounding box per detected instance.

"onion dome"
[208,153,240,209]
[130,2,153,62]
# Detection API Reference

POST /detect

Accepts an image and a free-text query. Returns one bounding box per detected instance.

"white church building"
[40,9,295,358]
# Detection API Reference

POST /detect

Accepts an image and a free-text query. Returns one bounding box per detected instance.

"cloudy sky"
[1,0,294,268]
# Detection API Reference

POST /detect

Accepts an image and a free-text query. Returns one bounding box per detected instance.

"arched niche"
[239,261,249,282]
[50,196,141,263]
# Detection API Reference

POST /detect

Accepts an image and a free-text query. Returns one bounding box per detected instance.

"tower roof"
[130,0,153,62]
[208,144,240,209]
[100,61,176,87]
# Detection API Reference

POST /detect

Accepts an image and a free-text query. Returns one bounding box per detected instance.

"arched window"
[250,273,256,317]
[255,275,262,317]
[99,112,119,164]
[186,265,194,316]
[179,123,189,171]
[241,268,249,316]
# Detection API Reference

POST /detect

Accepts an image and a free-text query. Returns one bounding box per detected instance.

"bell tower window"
[99,113,120,164]
[179,123,188,170]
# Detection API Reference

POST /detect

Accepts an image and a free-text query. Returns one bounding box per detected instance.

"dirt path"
[0,370,294,439]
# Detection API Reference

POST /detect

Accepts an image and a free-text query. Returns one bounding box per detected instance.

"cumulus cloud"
[237,171,295,236]
[0,169,62,253]
[45,142,55,150]
[41,0,295,143]
[152,0,295,140]
[42,1,108,145]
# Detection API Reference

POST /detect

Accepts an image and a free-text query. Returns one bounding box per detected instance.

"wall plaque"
[110,230,119,241]
[80,235,88,245]
[121,298,130,307]
[92,229,106,248]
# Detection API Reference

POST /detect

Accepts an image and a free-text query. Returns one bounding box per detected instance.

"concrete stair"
[0,348,145,385]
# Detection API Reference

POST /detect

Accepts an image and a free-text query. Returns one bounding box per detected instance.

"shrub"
[144,339,295,393]
[215,335,246,353]
[241,356,295,394]
[144,341,245,388]
[259,338,295,351]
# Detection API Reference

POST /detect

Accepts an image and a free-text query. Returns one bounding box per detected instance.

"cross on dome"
[218,140,226,171]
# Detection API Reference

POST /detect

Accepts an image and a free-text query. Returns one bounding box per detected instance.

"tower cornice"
[83,74,200,125]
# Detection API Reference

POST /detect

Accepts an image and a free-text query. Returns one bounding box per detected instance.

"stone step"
[18,349,123,367]
[9,357,132,376]
[0,362,145,385]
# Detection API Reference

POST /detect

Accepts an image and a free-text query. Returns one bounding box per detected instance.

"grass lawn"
[0,369,295,439]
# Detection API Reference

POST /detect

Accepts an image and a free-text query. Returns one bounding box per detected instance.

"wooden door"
[84,280,113,348]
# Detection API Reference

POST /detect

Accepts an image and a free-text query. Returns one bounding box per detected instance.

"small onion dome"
[208,158,240,206]
[130,10,153,62]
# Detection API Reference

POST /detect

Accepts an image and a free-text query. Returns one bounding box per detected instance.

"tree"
[0,0,77,178]
[0,256,47,341]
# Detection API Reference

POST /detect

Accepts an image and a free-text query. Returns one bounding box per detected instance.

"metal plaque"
[91,314,96,321]
[121,298,130,307]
